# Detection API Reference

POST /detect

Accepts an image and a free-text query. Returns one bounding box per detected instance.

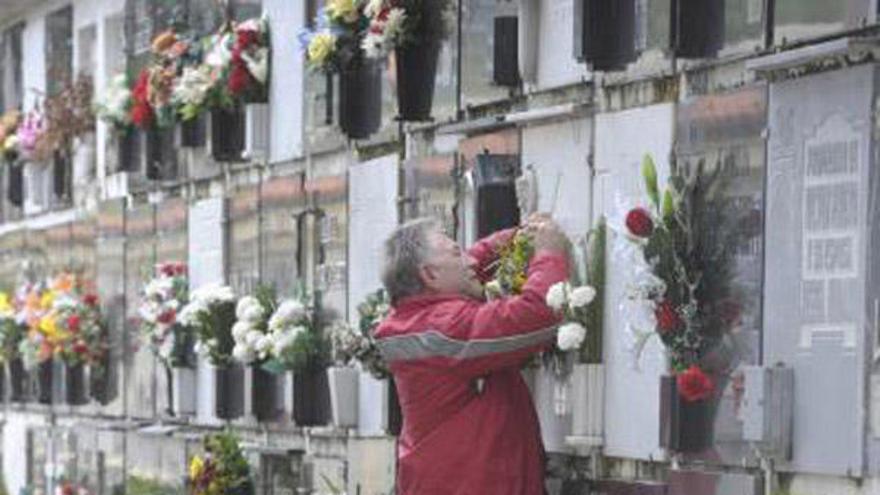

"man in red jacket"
[375,215,570,495]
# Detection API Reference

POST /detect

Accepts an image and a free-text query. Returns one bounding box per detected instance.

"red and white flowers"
[139,262,191,366]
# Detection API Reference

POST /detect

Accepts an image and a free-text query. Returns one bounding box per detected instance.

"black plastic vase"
[339,60,382,139]
[395,41,441,121]
[179,116,206,148]
[65,362,88,406]
[215,364,245,420]
[659,375,720,453]
[37,360,54,404]
[8,358,28,402]
[252,366,282,422]
[293,366,330,427]
[90,356,114,405]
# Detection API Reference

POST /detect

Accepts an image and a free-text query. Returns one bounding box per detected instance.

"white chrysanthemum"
[361,32,387,59]
[557,322,587,351]
[271,331,296,357]
[245,330,263,347]
[236,296,260,319]
[231,321,251,341]
[232,344,255,363]
[177,301,204,327]
[256,335,273,357]
[272,299,306,324]
[172,66,214,106]
[569,285,597,309]
[545,282,570,311]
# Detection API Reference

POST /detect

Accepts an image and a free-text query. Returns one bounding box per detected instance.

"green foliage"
[581,218,606,364]
[126,475,183,495]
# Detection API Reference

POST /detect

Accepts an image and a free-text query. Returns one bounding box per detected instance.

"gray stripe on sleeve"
[376,326,558,363]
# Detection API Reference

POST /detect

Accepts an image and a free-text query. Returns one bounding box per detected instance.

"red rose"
[131,102,153,128]
[654,300,683,334]
[236,29,259,50]
[227,63,253,95]
[157,308,176,325]
[160,263,175,277]
[72,341,89,355]
[84,293,99,307]
[67,314,81,333]
[626,207,654,237]
[676,365,714,402]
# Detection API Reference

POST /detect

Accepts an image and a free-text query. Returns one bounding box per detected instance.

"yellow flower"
[39,314,57,337]
[189,455,204,480]
[327,0,360,23]
[308,33,337,65]
[0,292,11,314]
[40,290,56,310]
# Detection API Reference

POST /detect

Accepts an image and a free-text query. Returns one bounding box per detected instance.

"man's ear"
[417,263,436,288]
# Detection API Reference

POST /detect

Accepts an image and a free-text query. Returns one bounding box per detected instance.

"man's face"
[420,229,484,299]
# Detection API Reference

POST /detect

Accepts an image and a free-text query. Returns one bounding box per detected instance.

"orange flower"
[52,273,74,293]
[152,30,178,53]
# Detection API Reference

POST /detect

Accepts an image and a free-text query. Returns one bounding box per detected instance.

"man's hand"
[523,214,569,254]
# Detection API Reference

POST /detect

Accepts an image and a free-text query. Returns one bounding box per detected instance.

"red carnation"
[157,308,176,325]
[625,207,654,237]
[72,341,89,355]
[84,293,99,307]
[654,300,683,334]
[67,314,81,333]
[160,263,175,277]
[676,365,714,402]
[236,29,259,50]
[131,102,153,128]
[227,63,253,95]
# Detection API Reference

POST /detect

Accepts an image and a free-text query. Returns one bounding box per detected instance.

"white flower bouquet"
[179,283,237,366]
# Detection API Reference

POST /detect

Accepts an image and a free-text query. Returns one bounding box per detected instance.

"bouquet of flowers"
[253,290,330,373]
[227,18,270,102]
[230,285,277,365]
[623,155,743,402]
[0,291,26,365]
[546,281,597,352]
[361,0,455,58]
[188,431,253,495]
[300,0,375,72]
[139,262,192,367]
[94,73,132,129]
[179,284,237,367]
[484,231,534,299]
[15,111,44,161]
[33,74,95,161]
[0,110,21,162]
[330,289,390,379]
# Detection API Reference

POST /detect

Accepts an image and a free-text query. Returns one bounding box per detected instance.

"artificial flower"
[677,365,714,402]
[654,300,682,334]
[545,282,570,311]
[569,286,597,309]
[625,207,654,238]
[308,32,337,65]
[556,322,587,351]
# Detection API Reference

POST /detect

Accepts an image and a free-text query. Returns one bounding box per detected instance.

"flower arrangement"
[0,110,21,162]
[230,285,277,365]
[16,273,105,369]
[330,289,390,379]
[361,0,454,58]
[139,262,192,367]
[623,154,743,402]
[226,18,270,102]
[484,232,534,299]
[94,74,132,129]
[546,281,597,354]
[0,292,26,365]
[259,291,330,373]
[179,283,237,366]
[188,431,253,495]
[15,111,44,161]
[32,74,95,161]
[301,0,375,72]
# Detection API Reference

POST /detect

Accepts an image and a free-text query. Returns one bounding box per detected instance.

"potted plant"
[546,220,606,446]
[139,262,194,416]
[363,0,455,121]
[0,291,27,401]
[188,431,254,495]
[47,273,106,406]
[622,154,745,453]
[179,283,241,420]
[301,1,383,139]
[256,289,331,427]
[230,286,284,422]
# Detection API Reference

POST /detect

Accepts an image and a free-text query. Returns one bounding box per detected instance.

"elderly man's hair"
[381,217,440,304]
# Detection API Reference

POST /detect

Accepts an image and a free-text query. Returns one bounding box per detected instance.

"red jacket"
[375,231,569,495]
